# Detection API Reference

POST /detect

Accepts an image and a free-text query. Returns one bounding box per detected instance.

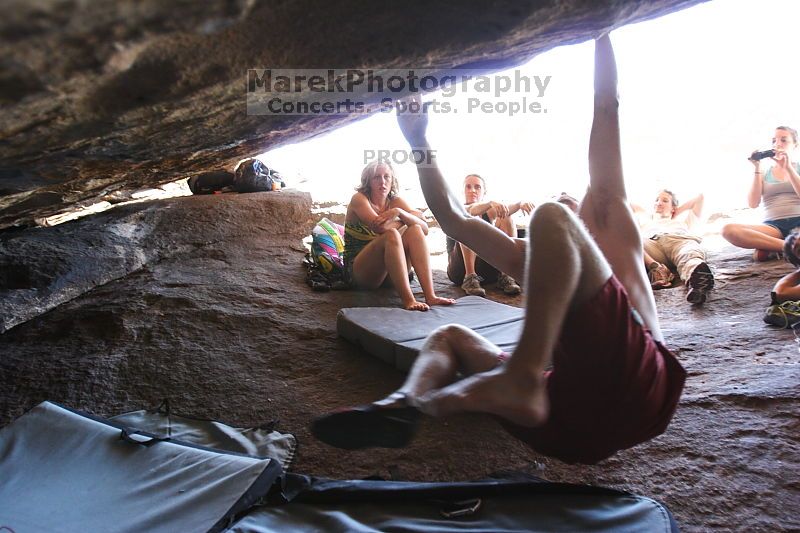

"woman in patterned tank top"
[342,160,455,311]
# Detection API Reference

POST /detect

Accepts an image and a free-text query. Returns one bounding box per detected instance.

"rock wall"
[0,0,704,229]
[0,190,313,332]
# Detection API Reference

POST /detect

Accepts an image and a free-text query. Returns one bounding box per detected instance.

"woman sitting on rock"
[343,160,455,311]
[722,126,800,261]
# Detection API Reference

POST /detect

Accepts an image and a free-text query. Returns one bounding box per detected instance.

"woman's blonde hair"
[357,160,399,199]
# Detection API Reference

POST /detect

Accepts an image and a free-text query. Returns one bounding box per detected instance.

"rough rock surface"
[0,190,314,333]
[1,192,797,532]
[0,0,704,229]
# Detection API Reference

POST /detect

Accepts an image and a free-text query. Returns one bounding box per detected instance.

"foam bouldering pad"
[337,296,524,371]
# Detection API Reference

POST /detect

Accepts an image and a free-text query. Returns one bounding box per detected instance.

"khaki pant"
[643,234,706,282]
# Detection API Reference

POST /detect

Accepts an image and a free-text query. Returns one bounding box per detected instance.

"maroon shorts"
[499,275,686,464]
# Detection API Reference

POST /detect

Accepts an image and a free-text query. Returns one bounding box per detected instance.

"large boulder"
[0,190,313,332]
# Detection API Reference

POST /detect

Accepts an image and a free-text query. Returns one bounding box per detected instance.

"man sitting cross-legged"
[312,34,686,464]
[446,173,532,296]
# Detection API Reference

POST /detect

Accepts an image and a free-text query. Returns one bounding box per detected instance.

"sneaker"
[764,300,800,329]
[497,273,521,295]
[461,273,486,297]
[753,249,782,262]
[686,262,714,305]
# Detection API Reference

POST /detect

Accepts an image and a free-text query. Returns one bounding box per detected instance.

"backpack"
[305,218,349,291]
[232,158,286,193]
[187,171,235,194]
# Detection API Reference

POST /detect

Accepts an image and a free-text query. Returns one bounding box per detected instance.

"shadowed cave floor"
[0,192,797,532]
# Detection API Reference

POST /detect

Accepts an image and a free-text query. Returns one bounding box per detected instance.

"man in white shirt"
[633,190,714,304]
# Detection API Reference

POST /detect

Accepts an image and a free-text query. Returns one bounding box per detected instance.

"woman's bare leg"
[353,228,429,311]
[721,223,784,251]
[402,224,456,306]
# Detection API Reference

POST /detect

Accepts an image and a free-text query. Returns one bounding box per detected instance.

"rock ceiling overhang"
[0,0,705,230]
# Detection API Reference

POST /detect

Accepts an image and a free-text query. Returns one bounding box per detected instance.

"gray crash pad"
[0,402,282,533]
[337,296,524,371]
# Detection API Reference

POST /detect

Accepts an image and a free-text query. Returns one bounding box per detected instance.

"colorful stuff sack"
[311,218,345,273]
[305,218,348,291]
